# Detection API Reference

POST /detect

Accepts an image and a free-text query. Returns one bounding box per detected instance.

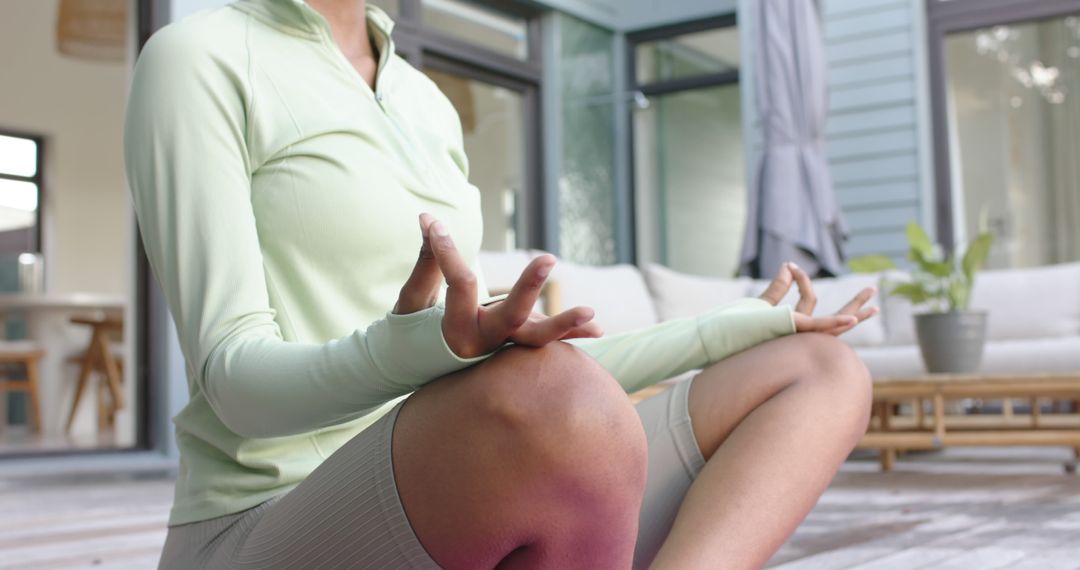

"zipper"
[299,3,451,202]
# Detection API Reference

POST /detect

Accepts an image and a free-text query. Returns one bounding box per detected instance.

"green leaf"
[922,259,953,278]
[948,278,970,311]
[890,282,932,305]
[962,232,993,283]
[906,222,934,262]
[848,255,897,273]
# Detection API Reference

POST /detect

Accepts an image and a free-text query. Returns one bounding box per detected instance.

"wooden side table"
[65,316,124,433]
[0,343,45,433]
[860,373,1080,472]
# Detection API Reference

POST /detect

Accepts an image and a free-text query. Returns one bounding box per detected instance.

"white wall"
[0,0,131,295]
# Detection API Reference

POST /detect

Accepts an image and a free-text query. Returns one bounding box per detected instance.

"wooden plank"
[845,230,910,256]
[831,54,914,88]
[858,430,1080,449]
[844,205,921,232]
[832,154,918,185]
[930,547,1028,569]
[825,6,912,41]
[830,79,915,113]
[835,181,919,208]
[823,0,906,18]
[827,31,912,65]
[827,104,916,136]
[828,128,918,162]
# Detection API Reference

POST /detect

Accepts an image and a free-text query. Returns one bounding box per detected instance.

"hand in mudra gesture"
[394,213,603,358]
[758,262,880,336]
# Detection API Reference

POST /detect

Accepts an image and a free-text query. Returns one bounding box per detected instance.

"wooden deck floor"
[2,448,1078,569]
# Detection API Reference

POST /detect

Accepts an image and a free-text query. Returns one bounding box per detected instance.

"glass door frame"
[625,14,740,265]
[925,0,1080,249]
[388,0,547,249]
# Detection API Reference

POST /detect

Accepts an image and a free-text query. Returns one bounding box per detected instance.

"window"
[928,0,1080,267]
[629,17,744,277]
[386,0,544,251]
[421,0,529,60]
[1,0,137,458]
[0,132,43,255]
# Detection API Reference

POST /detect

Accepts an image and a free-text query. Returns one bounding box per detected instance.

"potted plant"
[850,223,993,373]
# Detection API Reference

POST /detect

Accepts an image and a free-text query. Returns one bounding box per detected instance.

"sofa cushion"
[477,250,534,293]
[640,263,752,321]
[476,250,551,314]
[747,272,887,347]
[971,262,1080,341]
[882,262,1080,344]
[880,270,918,346]
[857,336,1080,379]
[535,252,660,336]
[854,344,923,378]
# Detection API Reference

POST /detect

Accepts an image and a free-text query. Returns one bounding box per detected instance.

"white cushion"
[882,263,1080,344]
[640,263,752,321]
[855,344,924,378]
[747,273,888,347]
[970,262,1080,341]
[538,252,659,336]
[880,269,917,346]
[857,336,1080,378]
[477,250,535,294]
[476,250,549,313]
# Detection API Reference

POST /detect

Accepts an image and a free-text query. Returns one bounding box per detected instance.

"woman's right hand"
[393,213,602,359]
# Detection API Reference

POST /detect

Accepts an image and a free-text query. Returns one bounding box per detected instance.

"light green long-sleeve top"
[123,0,796,526]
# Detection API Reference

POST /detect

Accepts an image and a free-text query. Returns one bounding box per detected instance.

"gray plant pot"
[914,311,988,373]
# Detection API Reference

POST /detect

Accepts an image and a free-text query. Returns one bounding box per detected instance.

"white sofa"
[478,251,1080,379]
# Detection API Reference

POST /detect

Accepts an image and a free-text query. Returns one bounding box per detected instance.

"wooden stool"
[0,342,45,433]
[66,316,124,433]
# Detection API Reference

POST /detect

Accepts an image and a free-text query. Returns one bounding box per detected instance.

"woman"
[125,0,877,568]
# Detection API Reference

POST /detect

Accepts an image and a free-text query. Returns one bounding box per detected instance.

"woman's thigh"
[685,333,870,459]
[187,342,645,570]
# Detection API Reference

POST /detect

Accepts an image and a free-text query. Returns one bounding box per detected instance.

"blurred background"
[0,0,1078,567]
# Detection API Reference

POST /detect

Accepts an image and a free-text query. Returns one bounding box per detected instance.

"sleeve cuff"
[694,302,796,363]
[373,303,491,382]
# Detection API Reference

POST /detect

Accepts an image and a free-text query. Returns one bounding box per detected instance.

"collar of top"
[234,0,396,46]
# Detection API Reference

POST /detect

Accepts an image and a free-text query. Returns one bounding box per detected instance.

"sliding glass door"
[629,18,745,277]
[929,0,1080,268]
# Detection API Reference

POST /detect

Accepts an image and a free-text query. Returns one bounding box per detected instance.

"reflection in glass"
[424,67,526,251]
[636,27,739,84]
[1,0,135,456]
[635,86,745,277]
[368,0,399,17]
[558,14,617,265]
[0,179,39,235]
[946,13,1080,268]
[422,0,528,60]
[0,135,37,177]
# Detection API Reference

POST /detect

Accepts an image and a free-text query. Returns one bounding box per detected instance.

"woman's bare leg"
[649,333,872,569]
[393,341,648,570]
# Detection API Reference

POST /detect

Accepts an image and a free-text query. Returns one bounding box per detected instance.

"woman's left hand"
[758,262,880,336]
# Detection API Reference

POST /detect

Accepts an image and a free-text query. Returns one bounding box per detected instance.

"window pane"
[946,14,1080,268]
[369,0,399,17]
[422,0,528,60]
[0,179,38,231]
[559,14,616,265]
[424,67,526,251]
[637,26,739,85]
[0,134,37,178]
[635,85,745,276]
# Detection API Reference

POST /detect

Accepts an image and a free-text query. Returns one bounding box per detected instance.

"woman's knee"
[792,333,873,421]
[468,342,648,495]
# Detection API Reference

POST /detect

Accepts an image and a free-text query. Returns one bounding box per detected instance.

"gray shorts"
[158,377,705,569]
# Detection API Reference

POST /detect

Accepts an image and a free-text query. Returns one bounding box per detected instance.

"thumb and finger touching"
[394,214,441,315]
[413,213,601,357]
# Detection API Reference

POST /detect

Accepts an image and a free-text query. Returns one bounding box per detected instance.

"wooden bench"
[859,372,1080,472]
